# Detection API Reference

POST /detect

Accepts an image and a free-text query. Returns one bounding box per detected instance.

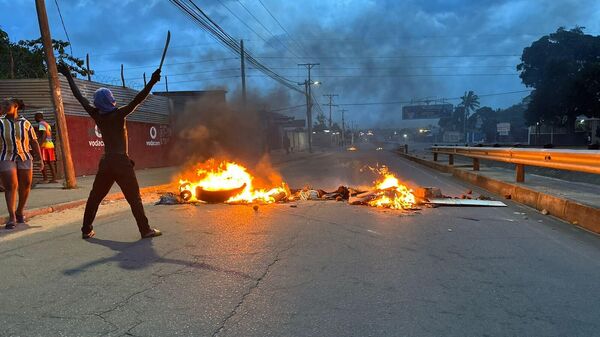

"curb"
[400,153,600,234]
[3,183,174,224]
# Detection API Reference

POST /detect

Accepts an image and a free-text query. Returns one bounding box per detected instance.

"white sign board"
[497,122,511,136]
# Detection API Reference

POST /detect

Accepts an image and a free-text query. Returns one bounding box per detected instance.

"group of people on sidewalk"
[1,62,162,240]
[0,99,58,228]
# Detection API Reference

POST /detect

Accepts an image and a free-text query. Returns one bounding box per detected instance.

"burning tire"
[194,184,247,203]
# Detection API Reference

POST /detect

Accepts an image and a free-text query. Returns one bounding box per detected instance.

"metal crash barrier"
[430,146,600,182]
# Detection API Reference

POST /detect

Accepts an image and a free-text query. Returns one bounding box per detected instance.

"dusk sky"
[2,0,600,127]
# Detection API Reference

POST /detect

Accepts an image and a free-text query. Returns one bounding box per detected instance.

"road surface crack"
[211,230,301,337]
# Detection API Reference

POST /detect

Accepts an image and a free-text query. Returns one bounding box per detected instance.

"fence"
[431,146,600,182]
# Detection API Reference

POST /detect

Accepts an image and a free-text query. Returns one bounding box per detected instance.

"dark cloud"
[2,0,599,127]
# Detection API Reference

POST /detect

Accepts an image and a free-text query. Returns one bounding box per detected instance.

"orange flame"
[179,160,288,203]
[368,167,416,209]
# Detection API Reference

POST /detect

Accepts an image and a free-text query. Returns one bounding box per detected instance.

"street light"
[297,79,322,153]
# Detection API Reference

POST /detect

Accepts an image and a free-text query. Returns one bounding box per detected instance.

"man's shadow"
[63,238,253,280]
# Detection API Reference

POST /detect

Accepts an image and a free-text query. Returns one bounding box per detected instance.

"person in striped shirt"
[0,98,44,229]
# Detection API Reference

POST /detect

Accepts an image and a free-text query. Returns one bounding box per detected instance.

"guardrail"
[431,146,600,182]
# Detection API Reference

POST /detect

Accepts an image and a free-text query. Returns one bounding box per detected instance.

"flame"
[178,160,288,203]
[368,167,416,209]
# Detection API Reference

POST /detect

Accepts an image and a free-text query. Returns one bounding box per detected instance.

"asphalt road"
[1,148,599,337]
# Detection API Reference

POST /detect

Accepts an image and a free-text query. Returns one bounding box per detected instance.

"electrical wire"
[53,0,73,57]
[268,104,307,112]
[336,90,533,106]
[216,0,270,44]
[169,0,303,94]
[93,57,239,73]
[234,0,302,59]
[256,0,307,56]
[254,54,521,59]
[124,67,240,81]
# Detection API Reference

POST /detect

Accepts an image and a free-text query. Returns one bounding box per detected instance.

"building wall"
[1,77,172,176]
[65,115,172,175]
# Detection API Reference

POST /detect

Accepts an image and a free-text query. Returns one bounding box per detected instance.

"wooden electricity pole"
[120,64,125,88]
[35,0,77,188]
[298,63,319,153]
[85,53,91,81]
[323,93,338,128]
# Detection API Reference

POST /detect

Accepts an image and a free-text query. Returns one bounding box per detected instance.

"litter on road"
[426,199,507,207]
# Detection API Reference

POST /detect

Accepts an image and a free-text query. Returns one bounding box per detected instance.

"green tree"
[517,27,600,132]
[460,91,480,136]
[313,111,327,132]
[0,28,91,79]
[438,106,464,133]
[467,106,495,139]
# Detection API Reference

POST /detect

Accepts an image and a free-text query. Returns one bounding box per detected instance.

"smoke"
[169,87,293,187]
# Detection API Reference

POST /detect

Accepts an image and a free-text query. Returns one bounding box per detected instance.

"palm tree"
[460,91,480,142]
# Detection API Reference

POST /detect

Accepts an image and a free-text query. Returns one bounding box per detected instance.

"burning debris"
[178,160,289,204]
[159,161,506,210]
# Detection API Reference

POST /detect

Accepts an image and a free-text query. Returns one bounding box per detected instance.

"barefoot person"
[57,63,162,239]
[0,98,44,229]
[34,112,59,183]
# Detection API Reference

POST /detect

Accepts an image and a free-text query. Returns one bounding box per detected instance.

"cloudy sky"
[2,0,600,127]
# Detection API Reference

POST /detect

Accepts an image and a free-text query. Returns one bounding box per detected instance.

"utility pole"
[165,76,169,92]
[120,64,125,88]
[323,94,338,128]
[35,0,76,188]
[240,39,247,110]
[85,53,91,81]
[298,63,319,153]
[341,109,346,146]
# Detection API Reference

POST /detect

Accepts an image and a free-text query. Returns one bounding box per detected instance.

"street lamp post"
[298,79,320,153]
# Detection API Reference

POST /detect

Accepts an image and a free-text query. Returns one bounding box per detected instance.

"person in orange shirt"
[34,112,58,183]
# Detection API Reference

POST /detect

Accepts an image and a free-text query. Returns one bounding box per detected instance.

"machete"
[159,30,171,70]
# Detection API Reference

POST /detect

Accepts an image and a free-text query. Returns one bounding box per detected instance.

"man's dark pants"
[82,154,150,234]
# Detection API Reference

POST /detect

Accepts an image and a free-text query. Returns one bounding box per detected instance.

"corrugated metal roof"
[0,76,171,124]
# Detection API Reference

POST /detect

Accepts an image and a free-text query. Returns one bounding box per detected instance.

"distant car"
[376,147,383,151]
[347,146,358,151]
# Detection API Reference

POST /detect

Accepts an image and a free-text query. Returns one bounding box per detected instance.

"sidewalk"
[1,166,177,219]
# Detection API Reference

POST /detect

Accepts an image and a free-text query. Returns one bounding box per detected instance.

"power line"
[243,72,519,78]
[53,0,73,57]
[90,42,222,57]
[93,57,239,73]
[254,54,521,59]
[125,67,240,81]
[337,90,532,107]
[253,65,517,70]
[234,0,302,59]
[256,0,307,56]
[167,75,241,85]
[268,104,307,112]
[216,0,270,44]
[169,0,303,94]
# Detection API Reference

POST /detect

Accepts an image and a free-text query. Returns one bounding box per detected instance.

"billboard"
[402,104,453,120]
